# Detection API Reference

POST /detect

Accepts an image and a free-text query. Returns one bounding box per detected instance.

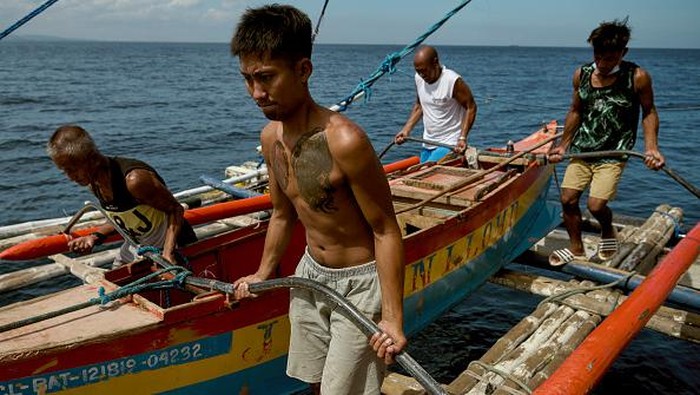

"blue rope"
[0,0,62,41]
[333,0,474,111]
[137,245,162,256]
[654,210,683,238]
[0,265,192,333]
[93,266,192,306]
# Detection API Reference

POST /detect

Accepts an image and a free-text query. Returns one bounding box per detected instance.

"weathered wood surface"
[463,304,578,394]
[382,372,430,395]
[615,205,683,271]
[446,303,558,393]
[490,268,700,343]
[0,283,159,361]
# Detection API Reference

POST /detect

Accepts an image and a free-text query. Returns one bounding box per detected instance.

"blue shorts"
[420,146,452,163]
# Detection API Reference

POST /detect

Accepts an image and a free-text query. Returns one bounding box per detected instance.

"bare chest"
[271,131,342,214]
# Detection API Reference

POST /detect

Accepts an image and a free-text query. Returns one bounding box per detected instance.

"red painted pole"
[534,222,700,395]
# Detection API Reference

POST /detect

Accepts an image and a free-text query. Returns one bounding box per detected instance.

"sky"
[1,0,699,48]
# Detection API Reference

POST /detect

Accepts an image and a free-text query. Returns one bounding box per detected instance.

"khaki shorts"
[287,249,384,395]
[561,159,626,200]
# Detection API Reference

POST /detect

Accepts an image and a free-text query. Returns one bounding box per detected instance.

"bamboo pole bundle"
[464,305,576,394]
[0,249,116,293]
[0,218,107,251]
[446,303,559,393]
[490,269,700,342]
[525,313,601,389]
[624,206,683,274]
[606,204,672,268]
[0,214,267,294]
[492,310,601,395]
[609,205,682,270]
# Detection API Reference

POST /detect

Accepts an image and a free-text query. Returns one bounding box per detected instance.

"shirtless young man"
[230,4,406,395]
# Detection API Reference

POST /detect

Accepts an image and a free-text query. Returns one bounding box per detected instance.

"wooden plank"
[0,284,161,360]
[390,166,509,207]
[478,155,531,167]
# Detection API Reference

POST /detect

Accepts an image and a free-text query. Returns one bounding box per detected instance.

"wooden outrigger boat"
[0,124,562,394]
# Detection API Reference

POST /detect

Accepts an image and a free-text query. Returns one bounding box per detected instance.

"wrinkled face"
[414,56,440,84]
[52,154,91,186]
[593,48,627,76]
[238,54,308,121]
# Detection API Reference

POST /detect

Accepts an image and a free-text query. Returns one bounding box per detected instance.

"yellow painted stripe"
[404,170,548,295]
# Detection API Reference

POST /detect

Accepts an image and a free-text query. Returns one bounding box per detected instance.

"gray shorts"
[287,248,385,395]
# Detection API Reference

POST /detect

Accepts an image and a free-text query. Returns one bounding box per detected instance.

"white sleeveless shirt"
[415,66,465,148]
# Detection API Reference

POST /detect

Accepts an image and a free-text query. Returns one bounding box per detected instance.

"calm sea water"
[1,42,698,394]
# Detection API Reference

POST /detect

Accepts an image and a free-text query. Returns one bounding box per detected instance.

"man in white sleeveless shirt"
[394,45,477,162]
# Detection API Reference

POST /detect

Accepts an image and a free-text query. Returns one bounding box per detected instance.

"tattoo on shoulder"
[292,128,337,213]
[272,141,290,191]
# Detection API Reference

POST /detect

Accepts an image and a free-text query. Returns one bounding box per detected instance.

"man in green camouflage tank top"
[547,19,665,266]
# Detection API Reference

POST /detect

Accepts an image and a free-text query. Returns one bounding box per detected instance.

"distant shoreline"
[4,36,699,51]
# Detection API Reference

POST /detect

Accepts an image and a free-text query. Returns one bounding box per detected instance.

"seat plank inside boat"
[390,165,516,206]
[0,283,160,359]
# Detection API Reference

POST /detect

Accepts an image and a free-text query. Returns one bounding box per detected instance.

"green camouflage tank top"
[571,61,640,163]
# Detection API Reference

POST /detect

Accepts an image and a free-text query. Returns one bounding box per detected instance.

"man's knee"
[560,188,582,209]
[587,197,609,215]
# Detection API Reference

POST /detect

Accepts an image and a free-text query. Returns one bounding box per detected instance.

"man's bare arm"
[395,92,423,144]
[549,68,583,162]
[635,67,664,169]
[453,78,477,143]
[126,169,184,263]
[234,124,298,298]
[333,120,406,362]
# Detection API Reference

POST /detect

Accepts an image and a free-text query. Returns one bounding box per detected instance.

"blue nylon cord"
[333,0,474,111]
[0,0,61,41]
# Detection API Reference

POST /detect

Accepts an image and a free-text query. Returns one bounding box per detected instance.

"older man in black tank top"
[47,125,196,267]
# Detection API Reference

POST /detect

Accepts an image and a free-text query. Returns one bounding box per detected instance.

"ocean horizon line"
[5,35,699,51]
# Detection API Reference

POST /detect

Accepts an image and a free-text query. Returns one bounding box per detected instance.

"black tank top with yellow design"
[92,157,196,245]
[571,61,640,163]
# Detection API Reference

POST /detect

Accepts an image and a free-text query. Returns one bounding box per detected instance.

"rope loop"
[97,286,110,305]
[380,52,402,74]
[466,360,533,395]
[90,266,193,306]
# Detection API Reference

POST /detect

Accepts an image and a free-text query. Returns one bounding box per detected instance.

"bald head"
[413,46,441,83]
[414,46,438,64]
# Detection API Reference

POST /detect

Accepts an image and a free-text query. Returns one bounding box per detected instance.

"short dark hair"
[230,4,313,62]
[47,125,100,160]
[588,18,631,52]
